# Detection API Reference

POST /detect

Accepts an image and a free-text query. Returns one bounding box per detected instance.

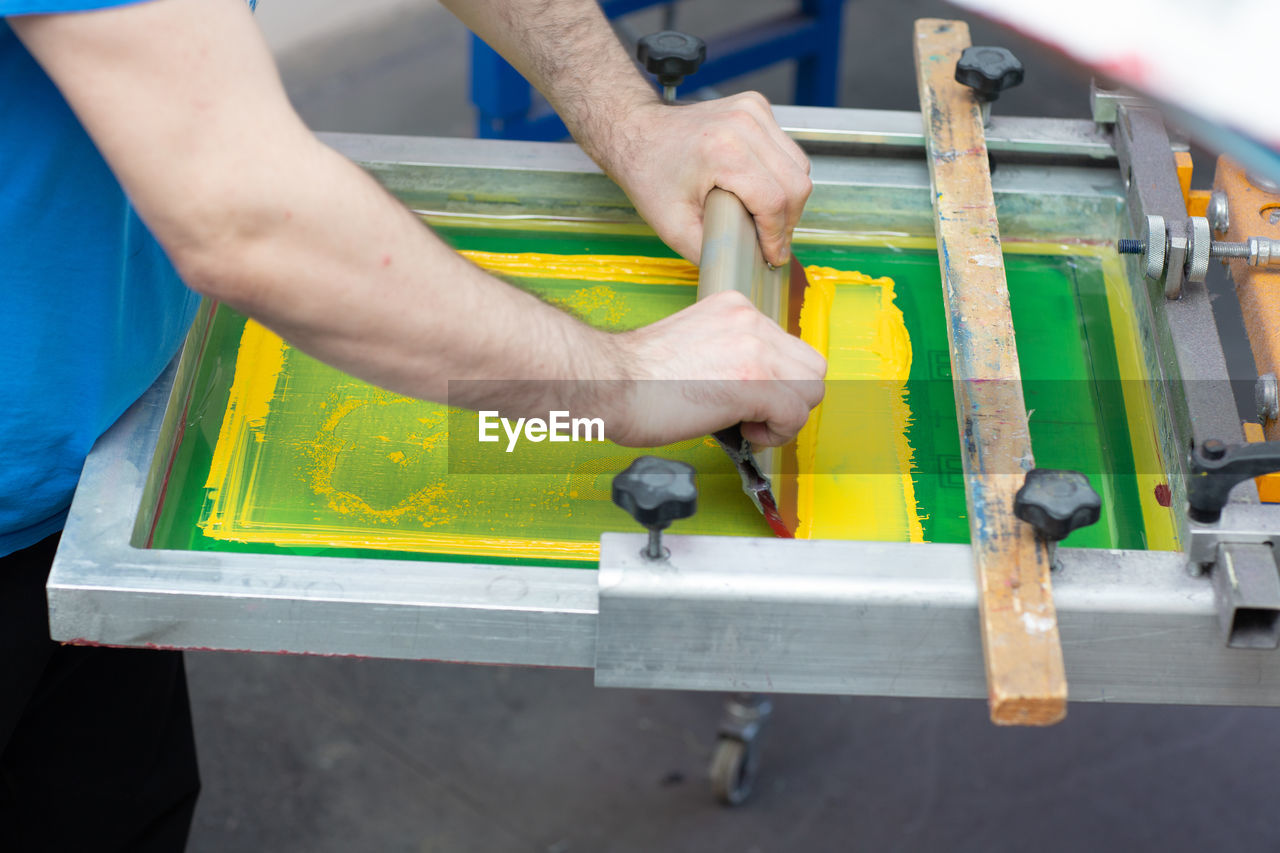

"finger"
[754,320,827,379]
[716,163,792,266]
[729,91,810,175]
[750,360,826,411]
[643,198,704,265]
[719,151,811,265]
[739,382,812,446]
[785,338,827,382]
[774,375,827,410]
[728,96,814,245]
[740,420,781,447]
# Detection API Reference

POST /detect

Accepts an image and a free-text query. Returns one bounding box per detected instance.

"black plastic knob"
[1189,438,1280,523]
[1014,469,1101,542]
[612,456,697,531]
[636,31,707,89]
[955,46,1024,101]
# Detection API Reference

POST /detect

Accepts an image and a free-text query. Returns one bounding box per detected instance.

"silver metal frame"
[45,107,1280,706]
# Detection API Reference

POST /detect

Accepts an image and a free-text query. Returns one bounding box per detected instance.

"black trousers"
[1,534,200,852]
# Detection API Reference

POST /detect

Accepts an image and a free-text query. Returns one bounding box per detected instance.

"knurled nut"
[1187,216,1211,283]
[1143,214,1167,280]
[1207,190,1230,234]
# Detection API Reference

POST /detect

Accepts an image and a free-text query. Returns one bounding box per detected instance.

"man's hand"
[440,1,812,266]
[605,291,826,448]
[596,93,812,267]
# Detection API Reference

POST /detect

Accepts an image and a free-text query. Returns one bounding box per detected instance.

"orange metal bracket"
[1242,423,1280,502]
[1175,152,1211,217]
[1213,157,1280,441]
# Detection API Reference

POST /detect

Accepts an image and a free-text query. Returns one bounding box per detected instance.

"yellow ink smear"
[198,251,923,560]
[459,251,699,285]
[793,267,923,542]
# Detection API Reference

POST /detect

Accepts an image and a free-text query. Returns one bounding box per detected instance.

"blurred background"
[186,2,1272,850]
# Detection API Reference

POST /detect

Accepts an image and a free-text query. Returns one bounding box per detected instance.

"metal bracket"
[1114,105,1191,299]
[1190,503,1280,564]
[1090,80,1146,125]
[1190,439,1280,523]
[1190,505,1280,648]
[1211,543,1280,649]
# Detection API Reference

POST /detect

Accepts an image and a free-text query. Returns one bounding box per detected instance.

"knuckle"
[756,186,788,218]
[739,335,770,366]
[714,290,753,311]
[736,91,770,113]
[702,126,738,154]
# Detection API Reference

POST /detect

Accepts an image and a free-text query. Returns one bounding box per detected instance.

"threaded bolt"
[1207,237,1280,265]
[1116,239,1145,254]
[1210,241,1251,259]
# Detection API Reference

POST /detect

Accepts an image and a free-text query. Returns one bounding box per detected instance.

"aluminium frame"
[46,107,1280,706]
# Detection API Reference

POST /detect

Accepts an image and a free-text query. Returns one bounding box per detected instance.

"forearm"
[14,1,620,416]
[177,136,622,409]
[13,0,824,448]
[438,0,657,172]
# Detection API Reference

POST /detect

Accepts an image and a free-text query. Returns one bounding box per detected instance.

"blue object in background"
[470,0,845,140]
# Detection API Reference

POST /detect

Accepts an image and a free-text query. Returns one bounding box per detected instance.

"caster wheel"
[709,737,759,806]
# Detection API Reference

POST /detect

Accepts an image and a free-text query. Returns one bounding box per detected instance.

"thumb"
[640,198,703,265]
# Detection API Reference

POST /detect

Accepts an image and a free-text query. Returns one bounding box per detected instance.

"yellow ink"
[1098,251,1179,550]
[201,320,286,536]
[198,252,921,560]
[196,244,1174,560]
[793,267,923,542]
[459,251,698,285]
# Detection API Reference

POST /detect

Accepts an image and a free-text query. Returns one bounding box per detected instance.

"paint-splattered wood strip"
[914,18,1067,726]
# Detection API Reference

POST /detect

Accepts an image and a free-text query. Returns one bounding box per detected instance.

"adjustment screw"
[611,456,698,560]
[1014,469,1102,544]
[637,31,706,104]
[955,46,1024,125]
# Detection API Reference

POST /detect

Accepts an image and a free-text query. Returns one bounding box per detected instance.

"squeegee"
[698,187,810,538]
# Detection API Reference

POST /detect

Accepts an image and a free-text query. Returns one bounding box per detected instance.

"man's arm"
[11,0,823,447]
[438,0,813,266]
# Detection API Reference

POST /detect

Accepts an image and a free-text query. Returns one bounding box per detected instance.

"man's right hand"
[605,291,827,448]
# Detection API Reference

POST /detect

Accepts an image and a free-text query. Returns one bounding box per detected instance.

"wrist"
[564,89,663,182]
[574,327,649,444]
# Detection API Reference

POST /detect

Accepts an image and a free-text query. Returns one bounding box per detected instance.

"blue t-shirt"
[1,1,201,555]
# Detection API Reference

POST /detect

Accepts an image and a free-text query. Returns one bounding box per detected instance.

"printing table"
[49,106,1280,710]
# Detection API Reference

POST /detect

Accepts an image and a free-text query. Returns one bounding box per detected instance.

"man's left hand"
[599,91,813,266]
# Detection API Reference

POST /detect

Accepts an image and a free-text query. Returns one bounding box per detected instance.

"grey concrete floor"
[186,2,1278,851]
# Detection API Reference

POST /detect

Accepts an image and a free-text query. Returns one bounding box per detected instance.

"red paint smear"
[1154,483,1172,507]
[759,491,794,538]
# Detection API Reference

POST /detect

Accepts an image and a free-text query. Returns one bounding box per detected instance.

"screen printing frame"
[48,107,1280,706]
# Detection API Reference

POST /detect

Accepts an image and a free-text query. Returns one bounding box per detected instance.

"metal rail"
[773,105,1127,160]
